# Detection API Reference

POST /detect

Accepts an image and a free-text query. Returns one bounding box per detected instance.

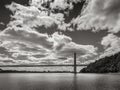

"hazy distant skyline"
[0,0,120,65]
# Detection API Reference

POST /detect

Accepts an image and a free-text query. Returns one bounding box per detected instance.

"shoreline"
[0,71,77,73]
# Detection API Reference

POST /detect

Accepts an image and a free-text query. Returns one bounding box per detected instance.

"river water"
[0,73,120,90]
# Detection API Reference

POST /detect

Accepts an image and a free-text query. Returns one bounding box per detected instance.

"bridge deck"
[0,64,88,67]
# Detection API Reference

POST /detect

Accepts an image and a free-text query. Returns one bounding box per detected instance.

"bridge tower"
[74,52,77,74]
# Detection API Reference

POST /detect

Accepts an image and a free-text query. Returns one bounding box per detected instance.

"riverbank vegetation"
[80,52,120,73]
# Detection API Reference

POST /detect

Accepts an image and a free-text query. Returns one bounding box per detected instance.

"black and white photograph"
[0,0,120,90]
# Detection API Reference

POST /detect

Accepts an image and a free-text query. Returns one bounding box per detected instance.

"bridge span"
[0,53,88,74]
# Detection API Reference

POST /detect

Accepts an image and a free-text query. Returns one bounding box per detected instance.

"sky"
[0,0,120,65]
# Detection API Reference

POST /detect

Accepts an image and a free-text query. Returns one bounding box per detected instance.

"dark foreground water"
[0,73,120,90]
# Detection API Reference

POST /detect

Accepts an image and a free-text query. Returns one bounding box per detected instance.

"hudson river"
[0,73,120,90]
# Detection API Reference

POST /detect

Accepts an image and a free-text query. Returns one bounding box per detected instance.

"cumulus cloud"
[0,0,98,65]
[0,57,15,65]
[5,1,78,32]
[56,42,97,57]
[0,27,97,65]
[0,46,12,57]
[5,0,85,32]
[47,32,98,64]
[72,0,120,33]
[0,28,51,64]
[30,0,83,10]
[0,40,49,64]
[0,22,4,25]
[100,34,120,58]
[50,0,73,10]
[0,27,53,50]
[49,32,72,50]
[6,2,63,29]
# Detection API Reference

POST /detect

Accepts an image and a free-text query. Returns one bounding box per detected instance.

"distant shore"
[80,52,120,73]
[0,70,76,73]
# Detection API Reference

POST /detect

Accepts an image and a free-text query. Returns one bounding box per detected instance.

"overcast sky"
[0,0,120,65]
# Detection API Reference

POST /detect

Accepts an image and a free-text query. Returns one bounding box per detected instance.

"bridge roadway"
[0,64,88,67]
